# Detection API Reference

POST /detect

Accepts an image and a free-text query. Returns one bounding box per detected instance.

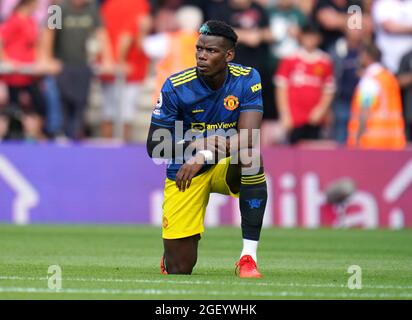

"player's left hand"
[175,153,205,192]
[308,106,325,125]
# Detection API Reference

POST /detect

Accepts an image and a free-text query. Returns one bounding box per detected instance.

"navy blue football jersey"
[151,63,263,180]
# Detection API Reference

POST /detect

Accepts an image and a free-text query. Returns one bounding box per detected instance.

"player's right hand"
[175,153,205,192]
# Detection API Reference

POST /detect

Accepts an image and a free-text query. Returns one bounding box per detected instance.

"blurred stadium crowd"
[0,0,411,148]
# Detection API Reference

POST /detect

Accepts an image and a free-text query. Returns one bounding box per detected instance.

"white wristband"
[198,150,213,162]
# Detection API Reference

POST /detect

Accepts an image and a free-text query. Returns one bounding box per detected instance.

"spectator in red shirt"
[275,23,336,145]
[0,0,46,117]
[99,0,152,141]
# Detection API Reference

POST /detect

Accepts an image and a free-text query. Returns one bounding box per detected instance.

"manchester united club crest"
[224,95,239,111]
[313,64,325,76]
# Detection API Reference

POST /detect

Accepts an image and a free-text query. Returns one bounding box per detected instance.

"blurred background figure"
[38,0,65,140]
[21,109,47,142]
[267,0,307,65]
[313,0,351,53]
[151,0,180,33]
[329,27,363,144]
[313,0,367,53]
[0,107,24,140]
[398,48,412,142]
[143,6,203,104]
[372,0,412,145]
[261,0,308,146]
[372,0,412,74]
[347,42,406,149]
[207,0,275,147]
[0,0,46,120]
[99,0,152,142]
[275,24,336,145]
[44,0,111,140]
[0,0,409,149]
[207,0,272,72]
[295,0,317,17]
[0,0,50,24]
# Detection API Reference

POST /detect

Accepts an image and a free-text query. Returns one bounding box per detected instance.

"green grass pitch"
[0,225,411,300]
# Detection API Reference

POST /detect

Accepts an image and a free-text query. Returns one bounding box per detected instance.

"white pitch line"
[1,286,412,298]
[1,276,412,290]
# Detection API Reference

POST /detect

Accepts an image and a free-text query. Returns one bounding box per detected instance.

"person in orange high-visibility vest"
[143,6,203,105]
[347,42,406,149]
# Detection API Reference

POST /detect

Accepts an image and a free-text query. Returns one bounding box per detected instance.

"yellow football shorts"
[162,157,239,239]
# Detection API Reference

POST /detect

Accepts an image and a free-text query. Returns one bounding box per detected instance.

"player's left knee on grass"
[163,236,199,275]
[166,257,196,275]
[239,150,267,241]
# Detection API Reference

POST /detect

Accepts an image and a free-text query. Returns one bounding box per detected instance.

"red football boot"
[235,255,262,278]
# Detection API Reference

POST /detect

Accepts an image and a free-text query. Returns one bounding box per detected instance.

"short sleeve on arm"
[151,79,180,128]
[240,69,264,113]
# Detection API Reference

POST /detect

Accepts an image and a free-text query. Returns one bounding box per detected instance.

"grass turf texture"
[0,225,411,300]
